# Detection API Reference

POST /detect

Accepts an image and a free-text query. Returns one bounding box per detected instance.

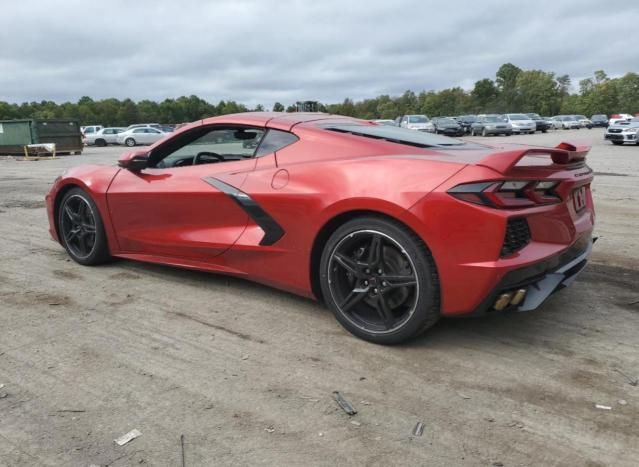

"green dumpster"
[0,119,83,155]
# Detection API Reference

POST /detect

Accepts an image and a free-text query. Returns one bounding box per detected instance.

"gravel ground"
[0,128,637,466]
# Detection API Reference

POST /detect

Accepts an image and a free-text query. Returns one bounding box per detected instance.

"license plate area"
[573,186,587,212]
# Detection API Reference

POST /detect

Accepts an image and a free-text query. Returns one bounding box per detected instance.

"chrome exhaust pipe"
[493,292,513,311]
[510,289,527,306]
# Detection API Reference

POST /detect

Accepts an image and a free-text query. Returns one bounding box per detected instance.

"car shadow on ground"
[94,257,638,356]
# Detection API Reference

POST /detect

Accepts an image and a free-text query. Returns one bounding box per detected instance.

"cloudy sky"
[1,0,637,107]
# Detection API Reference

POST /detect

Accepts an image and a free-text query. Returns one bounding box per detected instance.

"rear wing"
[478,142,590,174]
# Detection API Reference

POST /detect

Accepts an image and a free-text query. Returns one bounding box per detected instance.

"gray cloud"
[0,0,636,107]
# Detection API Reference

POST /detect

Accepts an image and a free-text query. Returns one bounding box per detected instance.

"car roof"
[200,112,359,131]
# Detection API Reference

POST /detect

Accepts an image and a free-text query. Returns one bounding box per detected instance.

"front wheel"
[58,188,111,265]
[319,217,439,344]
[125,138,136,147]
[482,128,487,137]
[612,141,623,146]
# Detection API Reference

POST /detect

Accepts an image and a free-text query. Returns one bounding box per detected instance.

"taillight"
[448,180,561,208]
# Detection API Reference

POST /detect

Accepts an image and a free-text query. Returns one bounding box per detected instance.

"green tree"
[272,102,285,112]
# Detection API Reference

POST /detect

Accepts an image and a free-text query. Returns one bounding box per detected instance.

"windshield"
[436,118,458,124]
[483,116,502,123]
[509,114,529,120]
[324,123,466,147]
[592,115,606,120]
[408,115,429,123]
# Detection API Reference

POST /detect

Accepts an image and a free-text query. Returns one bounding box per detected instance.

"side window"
[134,129,145,134]
[254,129,299,157]
[153,127,265,168]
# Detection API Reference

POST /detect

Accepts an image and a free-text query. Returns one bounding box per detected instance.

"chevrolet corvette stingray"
[46,112,595,344]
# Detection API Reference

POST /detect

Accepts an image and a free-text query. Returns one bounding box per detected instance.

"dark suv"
[526,113,551,133]
[591,114,608,127]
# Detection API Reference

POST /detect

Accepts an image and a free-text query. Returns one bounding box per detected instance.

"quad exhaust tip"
[493,288,527,311]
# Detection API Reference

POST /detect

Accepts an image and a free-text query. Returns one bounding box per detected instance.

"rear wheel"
[58,188,110,265]
[95,139,107,147]
[319,217,439,344]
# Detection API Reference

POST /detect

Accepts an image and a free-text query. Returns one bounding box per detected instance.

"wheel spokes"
[329,230,419,333]
[374,293,395,329]
[367,234,383,266]
[339,288,368,312]
[333,252,365,278]
[381,273,417,289]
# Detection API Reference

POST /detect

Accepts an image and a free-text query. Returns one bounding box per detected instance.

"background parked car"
[116,127,166,147]
[372,119,396,126]
[605,117,639,145]
[84,127,126,146]
[431,117,465,137]
[526,113,551,133]
[470,115,512,136]
[456,115,477,134]
[542,116,555,128]
[80,125,103,136]
[399,115,435,132]
[127,123,162,130]
[504,113,536,134]
[574,115,593,129]
[608,114,634,125]
[552,115,581,130]
[591,114,609,127]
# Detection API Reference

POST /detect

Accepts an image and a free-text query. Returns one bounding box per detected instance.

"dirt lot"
[0,129,638,466]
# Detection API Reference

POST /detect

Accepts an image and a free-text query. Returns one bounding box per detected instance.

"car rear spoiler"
[477,142,590,174]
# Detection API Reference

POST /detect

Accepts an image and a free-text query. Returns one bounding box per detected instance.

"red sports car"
[46,112,595,344]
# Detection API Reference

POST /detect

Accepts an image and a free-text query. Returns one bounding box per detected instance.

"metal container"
[0,119,83,155]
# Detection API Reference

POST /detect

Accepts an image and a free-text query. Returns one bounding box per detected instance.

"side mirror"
[118,151,149,172]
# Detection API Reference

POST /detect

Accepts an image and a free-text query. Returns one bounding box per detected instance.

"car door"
[107,125,265,260]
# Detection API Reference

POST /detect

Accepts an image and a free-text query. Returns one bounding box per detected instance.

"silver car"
[116,127,166,147]
[85,127,126,146]
[399,114,435,132]
[552,115,581,130]
[503,114,536,134]
[605,117,639,145]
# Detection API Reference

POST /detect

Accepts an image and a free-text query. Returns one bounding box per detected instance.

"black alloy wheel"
[320,217,439,344]
[58,188,110,265]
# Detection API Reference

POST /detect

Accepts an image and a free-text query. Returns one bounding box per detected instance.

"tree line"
[0,64,637,126]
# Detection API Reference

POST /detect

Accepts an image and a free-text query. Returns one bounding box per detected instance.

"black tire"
[612,141,623,146]
[57,187,110,266]
[125,138,136,147]
[95,139,107,147]
[482,128,487,137]
[319,216,439,345]
[542,129,547,133]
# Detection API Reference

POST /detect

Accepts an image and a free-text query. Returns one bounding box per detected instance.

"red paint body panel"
[46,112,595,317]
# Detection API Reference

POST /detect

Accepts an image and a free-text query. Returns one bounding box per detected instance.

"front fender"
[46,165,121,251]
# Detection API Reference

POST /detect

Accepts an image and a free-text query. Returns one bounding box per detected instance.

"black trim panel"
[202,176,285,246]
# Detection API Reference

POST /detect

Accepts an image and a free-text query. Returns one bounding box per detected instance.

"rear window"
[408,115,429,123]
[323,124,467,148]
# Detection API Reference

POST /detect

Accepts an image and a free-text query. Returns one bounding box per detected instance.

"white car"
[608,114,634,126]
[399,115,435,132]
[116,127,166,147]
[605,117,639,145]
[503,114,536,134]
[127,123,162,130]
[551,115,581,130]
[574,115,593,128]
[85,127,126,146]
[81,125,103,136]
